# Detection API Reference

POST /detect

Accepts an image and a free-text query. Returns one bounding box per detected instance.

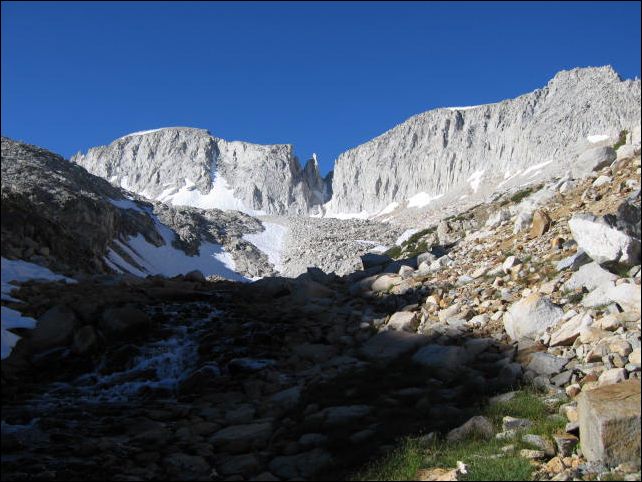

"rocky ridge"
[326,66,640,218]
[71,127,329,216]
[1,137,274,279]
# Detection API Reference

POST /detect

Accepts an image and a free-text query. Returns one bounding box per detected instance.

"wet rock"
[178,363,221,394]
[100,306,152,338]
[72,325,98,354]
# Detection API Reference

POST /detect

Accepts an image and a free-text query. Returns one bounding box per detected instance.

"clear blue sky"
[2,1,640,175]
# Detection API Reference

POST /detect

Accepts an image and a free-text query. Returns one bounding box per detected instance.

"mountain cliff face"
[71,128,328,215]
[71,66,639,222]
[1,137,275,280]
[325,66,641,215]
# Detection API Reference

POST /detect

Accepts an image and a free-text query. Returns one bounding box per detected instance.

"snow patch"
[243,222,287,273]
[522,160,553,176]
[395,229,420,246]
[119,128,174,139]
[407,192,444,208]
[377,202,399,216]
[108,198,147,214]
[104,208,246,281]
[467,170,485,192]
[587,134,610,143]
[445,105,482,111]
[159,176,266,216]
[1,258,76,359]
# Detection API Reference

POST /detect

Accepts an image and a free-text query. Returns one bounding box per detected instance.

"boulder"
[597,368,628,387]
[386,311,419,332]
[582,282,641,313]
[616,144,640,161]
[549,311,593,347]
[293,343,338,363]
[184,269,205,282]
[527,352,569,376]
[359,331,429,361]
[361,253,392,270]
[72,325,98,355]
[209,422,273,453]
[563,262,618,292]
[592,175,612,187]
[412,344,471,381]
[446,416,494,442]
[99,306,151,337]
[578,379,640,467]
[556,250,591,272]
[163,453,211,481]
[530,209,552,238]
[503,294,564,343]
[417,252,437,266]
[311,405,371,428]
[576,145,616,172]
[218,454,260,477]
[29,305,77,351]
[569,213,641,268]
[268,449,333,479]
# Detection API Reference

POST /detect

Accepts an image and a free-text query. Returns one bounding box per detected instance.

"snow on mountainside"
[71,67,640,227]
[325,66,641,218]
[72,128,329,216]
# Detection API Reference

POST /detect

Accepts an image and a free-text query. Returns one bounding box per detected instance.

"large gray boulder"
[578,379,641,467]
[563,262,618,292]
[503,294,564,343]
[575,145,616,172]
[569,213,641,268]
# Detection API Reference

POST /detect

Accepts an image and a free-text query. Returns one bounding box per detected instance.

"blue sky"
[2,1,640,175]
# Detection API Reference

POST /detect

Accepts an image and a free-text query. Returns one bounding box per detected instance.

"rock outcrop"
[71,127,329,216]
[326,66,640,215]
[1,137,274,278]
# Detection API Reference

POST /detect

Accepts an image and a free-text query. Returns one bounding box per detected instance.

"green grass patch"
[613,129,628,151]
[384,245,402,259]
[352,438,425,481]
[352,389,564,481]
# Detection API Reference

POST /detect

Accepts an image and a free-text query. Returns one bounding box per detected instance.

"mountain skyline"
[2,1,641,175]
